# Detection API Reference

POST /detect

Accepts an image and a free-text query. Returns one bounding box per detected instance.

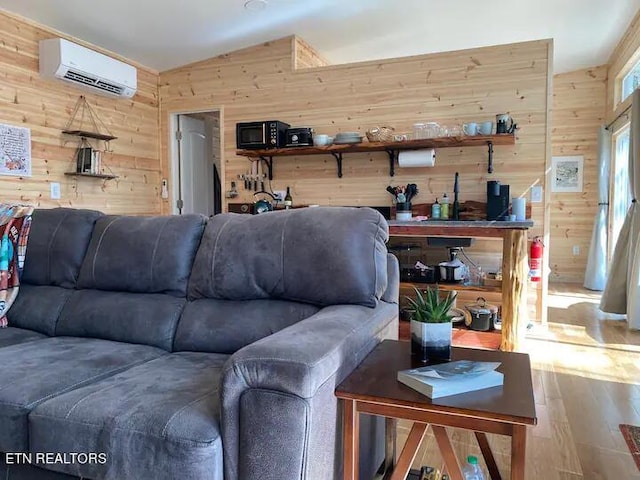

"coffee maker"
[487,180,510,221]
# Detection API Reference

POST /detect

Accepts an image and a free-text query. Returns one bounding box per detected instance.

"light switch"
[50,182,61,200]
[531,185,543,203]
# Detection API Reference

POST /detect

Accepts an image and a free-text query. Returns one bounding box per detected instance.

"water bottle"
[462,455,485,480]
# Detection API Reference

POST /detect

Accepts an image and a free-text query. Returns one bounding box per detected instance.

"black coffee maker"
[487,180,510,221]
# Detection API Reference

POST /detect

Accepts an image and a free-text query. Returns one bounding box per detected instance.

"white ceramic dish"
[333,137,363,144]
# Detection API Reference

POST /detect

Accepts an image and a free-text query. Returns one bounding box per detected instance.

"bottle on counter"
[431,198,441,219]
[284,187,293,209]
[441,193,449,219]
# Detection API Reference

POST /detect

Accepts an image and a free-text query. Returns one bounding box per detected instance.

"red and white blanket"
[0,204,33,328]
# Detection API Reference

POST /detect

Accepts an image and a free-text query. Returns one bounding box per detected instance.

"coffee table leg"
[432,425,463,480]
[343,399,359,480]
[384,417,397,473]
[389,422,427,480]
[474,432,502,480]
[510,425,526,480]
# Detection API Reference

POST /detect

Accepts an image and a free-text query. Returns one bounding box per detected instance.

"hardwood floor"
[394,283,640,479]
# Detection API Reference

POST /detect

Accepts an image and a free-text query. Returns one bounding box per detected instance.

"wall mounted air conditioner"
[39,38,137,98]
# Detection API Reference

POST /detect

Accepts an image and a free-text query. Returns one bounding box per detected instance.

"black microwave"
[236,121,290,149]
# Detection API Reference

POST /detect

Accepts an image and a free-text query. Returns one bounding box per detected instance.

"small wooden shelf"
[237,134,515,178]
[62,130,117,141]
[401,281,502,294]
[64,172,118,180]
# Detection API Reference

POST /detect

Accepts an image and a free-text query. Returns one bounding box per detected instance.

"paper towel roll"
[512,197,526,221]
[398,149,435,168]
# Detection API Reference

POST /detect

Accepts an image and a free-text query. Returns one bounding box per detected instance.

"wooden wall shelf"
[237,134,515,179]
[62,130,117,141]
[64,172,118,180]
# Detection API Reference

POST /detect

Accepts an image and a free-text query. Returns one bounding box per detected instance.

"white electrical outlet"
[531,185,543,203]
[50,182,61,200]
[573,245,580,256]
[273,190,286,202]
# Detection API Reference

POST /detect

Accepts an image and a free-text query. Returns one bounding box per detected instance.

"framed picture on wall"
[551,156,584,193]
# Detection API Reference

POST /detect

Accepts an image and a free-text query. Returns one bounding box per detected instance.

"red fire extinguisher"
[530,237,544,282]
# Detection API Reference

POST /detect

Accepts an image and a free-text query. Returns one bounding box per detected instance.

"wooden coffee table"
[335,340,537,480]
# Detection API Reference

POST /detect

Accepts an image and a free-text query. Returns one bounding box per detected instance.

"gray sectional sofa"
[0,206,399,480]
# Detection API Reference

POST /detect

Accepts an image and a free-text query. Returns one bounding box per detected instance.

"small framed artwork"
[551,156,584,193]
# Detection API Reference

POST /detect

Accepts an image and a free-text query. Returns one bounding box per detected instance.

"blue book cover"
[397,360,504,399]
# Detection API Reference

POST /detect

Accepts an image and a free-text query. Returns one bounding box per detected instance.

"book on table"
[397,360,503,399]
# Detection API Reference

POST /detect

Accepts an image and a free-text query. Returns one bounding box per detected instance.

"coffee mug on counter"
[478,121,493,135]
[463,122,478,136]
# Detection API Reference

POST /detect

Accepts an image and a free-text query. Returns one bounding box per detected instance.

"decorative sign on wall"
[0,123,32,177]
[551,155,583,193]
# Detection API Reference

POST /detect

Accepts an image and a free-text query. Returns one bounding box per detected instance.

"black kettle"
[253,191,276,214]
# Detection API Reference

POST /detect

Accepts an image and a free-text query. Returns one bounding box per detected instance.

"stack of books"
[76,147,102,175]
[397,360,503,399]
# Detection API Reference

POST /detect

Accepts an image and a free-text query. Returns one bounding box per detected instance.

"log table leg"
[501,229,529,352]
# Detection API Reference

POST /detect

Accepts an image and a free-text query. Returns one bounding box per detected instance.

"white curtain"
[600,89,640,329]
[584,126,611,290]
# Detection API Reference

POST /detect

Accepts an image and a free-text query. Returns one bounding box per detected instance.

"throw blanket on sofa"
[0,204,33,328]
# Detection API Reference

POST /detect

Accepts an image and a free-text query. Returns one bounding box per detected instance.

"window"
[611,126,633,255]
[621,60,640,104]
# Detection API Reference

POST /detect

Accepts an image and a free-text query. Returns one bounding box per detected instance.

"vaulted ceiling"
[1,0,639,73]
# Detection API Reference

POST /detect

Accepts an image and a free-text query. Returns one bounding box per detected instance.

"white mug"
[313,134,331,146]
[478,121,493,135]
[463,122,478,136]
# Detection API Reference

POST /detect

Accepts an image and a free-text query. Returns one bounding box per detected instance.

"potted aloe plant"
[405,286,457,363]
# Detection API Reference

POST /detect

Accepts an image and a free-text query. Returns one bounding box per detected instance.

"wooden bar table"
[336,340,537,480]
[388,220,533,352]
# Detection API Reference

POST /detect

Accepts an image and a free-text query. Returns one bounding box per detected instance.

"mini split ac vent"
[62,70,126,96]
[40,38,137,98]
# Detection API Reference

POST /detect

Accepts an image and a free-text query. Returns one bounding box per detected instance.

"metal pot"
[253,191,276,214]
[464,297,498,331]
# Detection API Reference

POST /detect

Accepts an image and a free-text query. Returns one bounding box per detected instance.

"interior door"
[177,115,213,215]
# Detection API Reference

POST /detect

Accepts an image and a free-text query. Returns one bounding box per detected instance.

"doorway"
[170,110,222,216]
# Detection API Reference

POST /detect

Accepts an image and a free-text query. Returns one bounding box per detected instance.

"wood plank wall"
[0,10,161,214]
[159,36,552,322]
[293,36,331,70]
[550,66,607,283]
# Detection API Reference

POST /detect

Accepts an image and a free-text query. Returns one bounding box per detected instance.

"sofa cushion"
[173,298,320,353]
[77,214,206,296]
[0,460,77,480]
[21,208,102,288]
[7,285,73,336]
[30,352,227,480]
[56,290,185,351]
[0,326,46,348]
[0,337,165,452]
[189,207,388,307]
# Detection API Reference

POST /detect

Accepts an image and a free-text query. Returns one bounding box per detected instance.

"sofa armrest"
[222,302,396,398]
[221,301,398,480]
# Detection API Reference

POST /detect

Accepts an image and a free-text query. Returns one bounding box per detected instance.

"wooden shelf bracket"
[330,152,343,178]
[487,141,494,174]
[385,149,396,177]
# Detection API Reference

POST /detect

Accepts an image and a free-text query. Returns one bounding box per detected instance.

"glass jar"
[413,123,427,139]
[424,122,440,138]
